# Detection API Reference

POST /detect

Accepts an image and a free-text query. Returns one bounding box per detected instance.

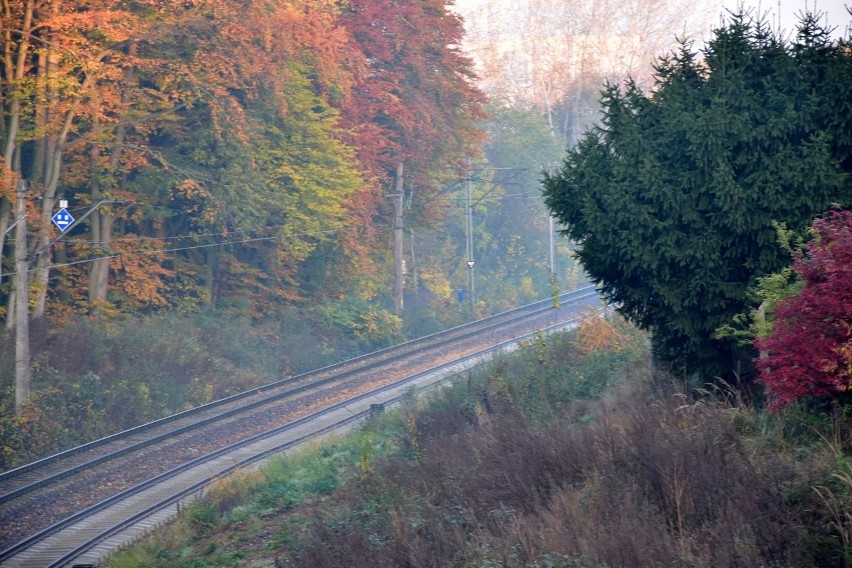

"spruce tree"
[543,12,852,382]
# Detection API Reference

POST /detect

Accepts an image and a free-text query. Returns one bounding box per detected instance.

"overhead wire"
[17,165,542,273]
[31,226,358,273]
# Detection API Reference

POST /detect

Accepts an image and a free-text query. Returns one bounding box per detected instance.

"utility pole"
[549,214,556,275]
[409,229,418,294]
[14,179,30,414]
[465,159,475,315]
[392,162,404,316]
[548,213,560,309]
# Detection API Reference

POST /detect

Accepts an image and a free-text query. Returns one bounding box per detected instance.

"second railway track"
[0,286,598,567]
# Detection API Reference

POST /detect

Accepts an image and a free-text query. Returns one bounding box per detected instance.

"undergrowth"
[0,302,423,470]
[108,313,851,567]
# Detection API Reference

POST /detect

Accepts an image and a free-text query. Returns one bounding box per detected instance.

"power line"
[6,208,351,247]
[34,226,357,273]
[52,221,296,245]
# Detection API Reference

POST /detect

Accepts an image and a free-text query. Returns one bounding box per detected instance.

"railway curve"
[0,286,598,567]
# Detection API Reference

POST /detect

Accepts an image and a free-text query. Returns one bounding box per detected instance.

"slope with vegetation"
[107,314,852,568]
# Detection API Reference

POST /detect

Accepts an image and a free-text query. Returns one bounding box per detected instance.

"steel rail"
[37,313,588,568]
[0,285,594,494]
[0,286,596,506]
[0,289,598,566]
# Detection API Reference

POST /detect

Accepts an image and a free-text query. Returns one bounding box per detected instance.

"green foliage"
[715,222,808,346]
[543,12,852,382]
[187,504,220,536]
[484,103,565,174]
[489,324,647,422]
[316,298,404,351]
[0,369,111,469]
[475,104,578,309]
[252,451,340,512]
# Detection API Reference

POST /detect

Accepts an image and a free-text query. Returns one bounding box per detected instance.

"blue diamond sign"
[52,208,74,231]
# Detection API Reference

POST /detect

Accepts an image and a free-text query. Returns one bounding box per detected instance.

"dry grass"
[270,374,847,567]
[574,307,635,355]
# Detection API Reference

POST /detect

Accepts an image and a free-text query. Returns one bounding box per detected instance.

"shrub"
[757,210,852,410]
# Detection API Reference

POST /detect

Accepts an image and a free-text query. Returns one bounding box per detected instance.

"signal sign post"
[51,208,75,231]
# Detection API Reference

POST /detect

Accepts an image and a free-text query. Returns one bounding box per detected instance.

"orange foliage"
[0,164,18,201]
[575,308,633,355]
[110,236,177,308]
[180,0,354,142]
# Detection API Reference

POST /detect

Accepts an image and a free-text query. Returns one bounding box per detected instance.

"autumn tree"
[341,0,484,178]
[0,0,195,321]
[110,0,370,314]
[756,210,852,410]
[278,0,485,316]
[543,13,852,382]
[339,0,485,220]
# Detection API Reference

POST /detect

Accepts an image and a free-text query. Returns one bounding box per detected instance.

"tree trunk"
[88,217,112,308]
[30,51,48,185]
[88,43,136,311]
[88,94,109,309]
[1,1,33,328]
[31,142,62,318]
[393,163,404,315]
[205,244,222,305]
[14,181,30,414]
[0,198,10,289]
[2,0,33,166]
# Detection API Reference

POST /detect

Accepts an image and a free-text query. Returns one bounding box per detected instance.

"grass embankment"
[108,313,851,568]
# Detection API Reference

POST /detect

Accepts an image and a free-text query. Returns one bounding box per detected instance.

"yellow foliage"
[419,265,454,302]
[575,307,632,355]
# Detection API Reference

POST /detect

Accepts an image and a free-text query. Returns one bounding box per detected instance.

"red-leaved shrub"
[756,210,852,410]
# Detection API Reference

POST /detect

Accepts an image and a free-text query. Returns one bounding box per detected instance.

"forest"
[1,0,851,564]
[0,0,577,462]
[1,0,851,471]
[0,0,490,322]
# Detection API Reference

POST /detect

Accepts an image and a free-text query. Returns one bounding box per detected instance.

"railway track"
[0,286,598,567]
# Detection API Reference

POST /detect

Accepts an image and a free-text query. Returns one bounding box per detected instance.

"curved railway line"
[0,286,598,567]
